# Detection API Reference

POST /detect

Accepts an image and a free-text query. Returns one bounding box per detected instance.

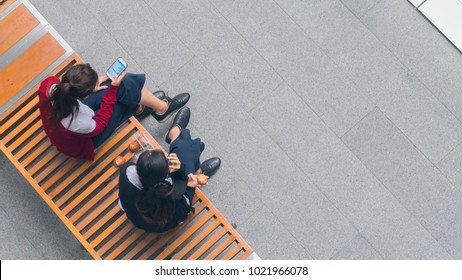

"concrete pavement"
[1,0,462,259]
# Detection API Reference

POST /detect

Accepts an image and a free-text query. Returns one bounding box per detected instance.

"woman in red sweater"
[38,64,189,161]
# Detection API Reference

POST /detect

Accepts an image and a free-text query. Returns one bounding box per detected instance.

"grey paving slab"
[379,76,462,164]
[210,0,374,136]
[275,0,462,165]
[0,208,43,259]
[81,33,157,91]
[239,207,313,260]
[362,0,462,126]
[342,107,462,240]
[79,0,193,86]
[437,216,462,259]
[29,0,105,54]
[159,57,356,259]
[437,143,462,192]
[339,0,382,18]
[145,0,282,112]
[187,132,264,227]
[197,162,263,228]
[331,234,383,260]
[0,154,91,259]
[264,174,357,260]
[251,85,452,259]
[273,0,408,108]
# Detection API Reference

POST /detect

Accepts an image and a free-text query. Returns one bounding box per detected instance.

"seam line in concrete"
[340,107,455,258]
[343,0,462,151]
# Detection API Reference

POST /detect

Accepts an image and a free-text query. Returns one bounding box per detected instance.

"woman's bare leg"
[169,126,181,143]
[139,86,168,115]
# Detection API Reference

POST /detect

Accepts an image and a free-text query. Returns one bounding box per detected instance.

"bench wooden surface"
[0,0,255,260]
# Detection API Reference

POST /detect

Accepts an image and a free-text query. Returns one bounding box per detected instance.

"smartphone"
[106,57,128,80]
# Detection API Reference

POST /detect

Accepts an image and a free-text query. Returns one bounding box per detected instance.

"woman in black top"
[118,107,221,233]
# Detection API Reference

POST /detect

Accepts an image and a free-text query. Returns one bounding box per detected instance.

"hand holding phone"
[106,57,128,80]
[110,70,127,86]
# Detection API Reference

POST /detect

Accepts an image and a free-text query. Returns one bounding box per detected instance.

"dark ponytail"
[135,150,174,227]
[48,64,98,128]
[136,181,175,227]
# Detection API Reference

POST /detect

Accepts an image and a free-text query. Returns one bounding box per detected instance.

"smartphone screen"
[107,58,127,80]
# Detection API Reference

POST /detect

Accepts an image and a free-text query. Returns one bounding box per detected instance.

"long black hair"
[135,150,175,227]
[48,64,98,128]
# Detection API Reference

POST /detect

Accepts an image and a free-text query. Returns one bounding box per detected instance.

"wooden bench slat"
[187,227,228,260]
[76,191,118,231]
[155,211,214,260]
[93,123,136,157]
[15,130,46,160]
[222,244,243,260]
[83,204,120,239]
[55,160,120,207]
[97,222,133,256]
[67,178,118,219]
[5,111,40,147]
[171,219,221,260]
[52,155,118,203]
[90,214,127,248]
[61,151,126,213]
[237,249,253,260]
[195,189,253,255]
[0,96,38,135]
[119,199,203,261]
[21,139,53,168]
[0,4,39,56]
[105,229,145,260]
[28,149,60,176]
[8,120,41,153]
[43,124,134,192]
[34,154,75,183]
[43,158,80,194]
[120,232,160,260]
[123,202,208,260]
[204,235,235,260]
[43,158,82,194]
[135,202,208,260]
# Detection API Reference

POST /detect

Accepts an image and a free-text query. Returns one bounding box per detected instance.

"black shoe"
[134,106,152,121]
[134,91,166,121]
[165,107,190,144]
[199,157,221,177]
[152,92,190,123]
[153,90,166,100]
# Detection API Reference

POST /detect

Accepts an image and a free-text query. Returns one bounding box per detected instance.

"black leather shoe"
[134,106,151,121]
[152,92,190,122]
[134,91,166,121]
[199,157,221,177]
[165,107,190,144]
[153,90,166,100]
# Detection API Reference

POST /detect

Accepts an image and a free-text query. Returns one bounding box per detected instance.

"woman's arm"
[86,84,118,136]
[86,71,126,137]
[171,163,189,181]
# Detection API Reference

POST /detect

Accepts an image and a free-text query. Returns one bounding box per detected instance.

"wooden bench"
[0,0,255,260]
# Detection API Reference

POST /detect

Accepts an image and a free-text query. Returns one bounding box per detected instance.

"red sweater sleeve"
[86,85,119,137]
